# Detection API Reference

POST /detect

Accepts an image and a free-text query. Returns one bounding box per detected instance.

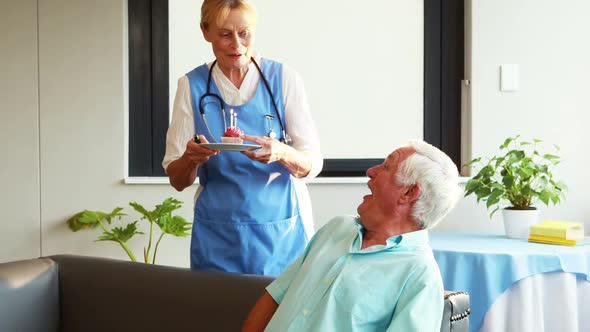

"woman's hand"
[183,135,218,165]
[167,135,218,192]
[241,134,286,164]
[241,134,312,178]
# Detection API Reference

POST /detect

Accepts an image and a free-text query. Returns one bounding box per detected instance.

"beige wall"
[1,0,589,266]
[0,0,41,262]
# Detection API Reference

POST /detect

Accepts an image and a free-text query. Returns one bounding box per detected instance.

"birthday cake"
[221,109,243,144]
[221,126,243,144]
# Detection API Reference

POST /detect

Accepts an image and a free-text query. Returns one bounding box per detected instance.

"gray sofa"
[0,255,469,331]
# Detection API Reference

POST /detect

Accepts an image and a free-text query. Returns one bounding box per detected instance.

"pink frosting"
[223,126,243,137]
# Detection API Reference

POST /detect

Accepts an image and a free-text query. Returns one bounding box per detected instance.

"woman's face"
[201,9,256,73]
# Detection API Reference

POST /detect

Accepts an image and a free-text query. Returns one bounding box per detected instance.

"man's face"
[202,9,256,72]
[357,146,416,218]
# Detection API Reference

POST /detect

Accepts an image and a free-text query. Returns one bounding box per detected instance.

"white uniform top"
[162,57,323,238]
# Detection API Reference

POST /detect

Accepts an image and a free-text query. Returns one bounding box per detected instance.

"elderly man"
[242,140,461,332]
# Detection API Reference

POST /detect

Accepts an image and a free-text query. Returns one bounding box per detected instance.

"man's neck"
[360,218,421,250]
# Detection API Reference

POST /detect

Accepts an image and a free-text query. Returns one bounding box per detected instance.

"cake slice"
[221,126,243,144]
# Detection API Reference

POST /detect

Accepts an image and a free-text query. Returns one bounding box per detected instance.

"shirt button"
[324,278,330,285]
[347,255,352,260]
[303,310,309,316]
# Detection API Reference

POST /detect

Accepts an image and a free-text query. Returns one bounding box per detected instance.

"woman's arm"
[241,291,279,332]
[163,77,218,190]
[281,64,323,179]
[166,135,217,191]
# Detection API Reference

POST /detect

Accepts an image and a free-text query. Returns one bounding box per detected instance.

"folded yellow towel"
[528,234,577,246]
[529,220,584,240]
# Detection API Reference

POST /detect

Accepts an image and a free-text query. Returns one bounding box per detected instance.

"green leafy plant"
[66,197,191,264]
[464,135,567,217]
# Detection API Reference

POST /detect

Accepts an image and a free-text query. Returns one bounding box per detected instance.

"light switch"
[500,64,519,92]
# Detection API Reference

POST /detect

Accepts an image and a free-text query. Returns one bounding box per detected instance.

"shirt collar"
[354,217,430,251]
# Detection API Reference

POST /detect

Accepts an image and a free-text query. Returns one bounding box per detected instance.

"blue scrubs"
[186,59,307,276]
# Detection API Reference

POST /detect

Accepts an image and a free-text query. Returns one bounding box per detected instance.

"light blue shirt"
[265,215,444,332]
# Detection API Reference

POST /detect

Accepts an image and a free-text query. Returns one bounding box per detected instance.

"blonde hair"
[201,0,257,30]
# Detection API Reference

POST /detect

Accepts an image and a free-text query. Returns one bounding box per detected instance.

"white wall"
[169,0,423,159]
[1,0,589,266]
[448,0,590,232]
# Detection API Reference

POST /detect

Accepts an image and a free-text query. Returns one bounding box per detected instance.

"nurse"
[162,0,322,276]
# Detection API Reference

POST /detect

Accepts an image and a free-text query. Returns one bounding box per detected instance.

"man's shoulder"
[310,215,357,242]
[393,238,441,276]
[400,248,442,287]
[322,215,358,231]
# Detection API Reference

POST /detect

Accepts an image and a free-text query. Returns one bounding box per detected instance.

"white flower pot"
[502,208,539,239]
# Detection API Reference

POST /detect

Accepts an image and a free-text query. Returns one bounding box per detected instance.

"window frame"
[127,0,464,177]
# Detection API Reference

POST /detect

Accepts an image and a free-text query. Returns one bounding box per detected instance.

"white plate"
[200,143,261,152]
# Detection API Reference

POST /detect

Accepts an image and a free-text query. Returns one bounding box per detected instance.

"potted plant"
[464,135,566,239]
[66,197,191,264]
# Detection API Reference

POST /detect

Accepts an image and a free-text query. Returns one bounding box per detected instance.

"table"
[480,271,590,331]
[429,233,590,332]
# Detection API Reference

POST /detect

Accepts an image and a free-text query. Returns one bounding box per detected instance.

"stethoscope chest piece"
[264,114,277,139]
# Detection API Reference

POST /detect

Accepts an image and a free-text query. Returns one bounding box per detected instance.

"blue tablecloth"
[430,232,590,332]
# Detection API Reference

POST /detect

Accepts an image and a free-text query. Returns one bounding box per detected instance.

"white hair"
[396,140,461,229]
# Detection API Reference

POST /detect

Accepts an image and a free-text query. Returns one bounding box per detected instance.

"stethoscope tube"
[198,57,292,145]
[250,58,292,146]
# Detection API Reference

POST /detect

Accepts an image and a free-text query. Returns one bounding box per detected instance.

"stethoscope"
[198,57,292,146]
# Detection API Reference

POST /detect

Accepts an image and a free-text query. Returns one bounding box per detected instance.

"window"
[128,0,463,177]
[424,0,464,169]
[128,0,169,177]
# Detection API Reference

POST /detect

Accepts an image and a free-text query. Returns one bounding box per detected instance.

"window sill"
[123,176,369,185]
[123,176,470,185]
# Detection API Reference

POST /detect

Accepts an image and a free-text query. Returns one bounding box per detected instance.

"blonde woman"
[163,0,322,276]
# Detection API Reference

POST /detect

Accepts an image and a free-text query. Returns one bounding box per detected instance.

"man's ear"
[200,23,211,42]
[400,183,421,204]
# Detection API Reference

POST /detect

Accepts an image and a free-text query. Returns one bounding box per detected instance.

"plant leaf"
[66,212,89,232]
[538,190,552,206]
[67,208,126,231]
[501,136,517,149]
[158,215,192,237]
[463,135,566,214]
[130,201,153,222]
[154,197,183,216]
[463,157,481,168]
[97,221,143,242]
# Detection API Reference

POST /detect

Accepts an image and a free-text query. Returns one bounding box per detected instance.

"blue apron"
[186,59,307,276]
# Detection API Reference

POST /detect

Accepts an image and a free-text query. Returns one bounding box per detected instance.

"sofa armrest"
[0,258,60,332]
[441,290,470,332]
